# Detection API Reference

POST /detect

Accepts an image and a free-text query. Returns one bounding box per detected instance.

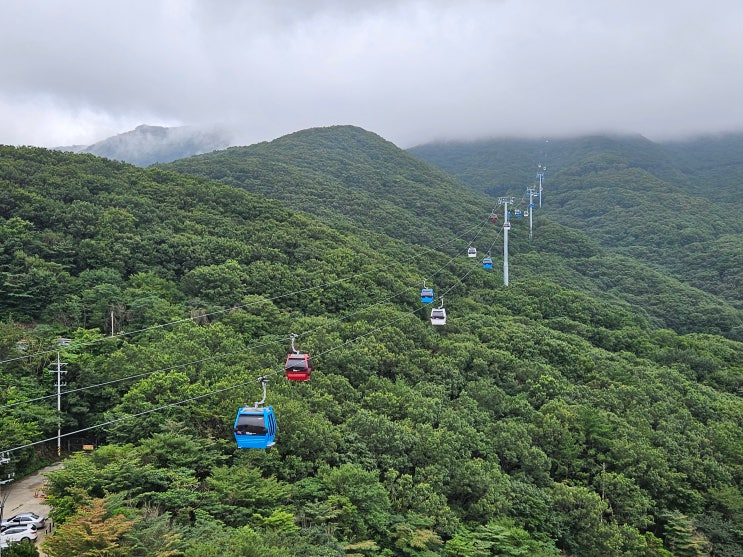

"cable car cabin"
[420,287,435,303]
[285,353,312,381]
[489,213,498,223]
[482,257,493,269]
[467,247,477,258]
[233,406,277,449]
[514,209,523,218]
[430,307,447,325]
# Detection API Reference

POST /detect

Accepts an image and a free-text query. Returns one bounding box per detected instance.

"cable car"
[234,405,277,449]
[467,246,477,258]
[489,212,498,223]
[285,353,312,381]
[285,334,312,381]
[482,256,493,269]
[420,286,435,304]
[430,307,447,325]
[514,209,522,218]
[234,378,276,449]
[430,297,447,326]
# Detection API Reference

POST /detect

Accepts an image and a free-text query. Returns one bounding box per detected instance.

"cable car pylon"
[537,164,546,208]
[497,197,514,286]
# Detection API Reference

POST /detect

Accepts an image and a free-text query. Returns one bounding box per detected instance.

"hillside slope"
[410,134,743,316]
[164,127,743,340]
[1,145,743,556]
[162,125,490,248]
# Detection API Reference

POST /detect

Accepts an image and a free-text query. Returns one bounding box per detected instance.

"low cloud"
[1,0,742,148]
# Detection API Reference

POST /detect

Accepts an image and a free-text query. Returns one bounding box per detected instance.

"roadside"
[2,462,63,552]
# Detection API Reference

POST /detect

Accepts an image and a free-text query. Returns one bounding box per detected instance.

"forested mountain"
[163,126,743,341]
[1,138,742,557]
[162,126,489,248]
[410,134,743,321]
[661,133,743,204]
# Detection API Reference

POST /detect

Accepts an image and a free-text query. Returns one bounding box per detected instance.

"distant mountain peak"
[56,124,234,166]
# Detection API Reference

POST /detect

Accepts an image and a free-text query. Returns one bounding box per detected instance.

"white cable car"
[467,246,477,258]
[430,307,447,325]
[430,297,447,325]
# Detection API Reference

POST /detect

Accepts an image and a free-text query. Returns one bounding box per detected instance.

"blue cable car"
[482,256,493,269]
[420,281,434,303]
[514,209,522,218]
[233,378,276,449]
[234,406,277,449]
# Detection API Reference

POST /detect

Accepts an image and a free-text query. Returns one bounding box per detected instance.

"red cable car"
[285,334,312,381]
[489,212,498,223]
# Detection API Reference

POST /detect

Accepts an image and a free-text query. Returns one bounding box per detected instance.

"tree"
[42,497,136,557]
[317,464,392,540]
[663,512,712,557]
[0,541,40,557]
[180,260,246,307]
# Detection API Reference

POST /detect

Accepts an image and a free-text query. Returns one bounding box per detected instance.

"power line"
[0,226,493,455]
[1,207,502,453]
[0,273,429,411]
[0,221,487,367]
[1,305,430,455]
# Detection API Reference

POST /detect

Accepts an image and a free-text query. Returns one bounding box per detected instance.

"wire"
[2,373,278,453]
[0,335,287,410]
[0,277,419,411]
[2,222,465,451]
[1,207,506,452]
[1,306,429,454]
[0,220,487,367]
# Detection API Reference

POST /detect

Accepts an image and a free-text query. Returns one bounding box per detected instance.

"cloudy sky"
[2,0,742,149]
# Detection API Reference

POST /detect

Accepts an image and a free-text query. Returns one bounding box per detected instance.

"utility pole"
[497,196,514,286]
[0,453,14,557]
[50,339,70,457]
[526,187,538,241]
[536,164,546,208]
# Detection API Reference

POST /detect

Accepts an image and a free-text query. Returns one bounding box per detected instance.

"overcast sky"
[2,0,742,149]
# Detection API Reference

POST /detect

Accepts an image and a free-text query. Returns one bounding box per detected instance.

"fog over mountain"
[2,1,742,149]
[57,124,234,166]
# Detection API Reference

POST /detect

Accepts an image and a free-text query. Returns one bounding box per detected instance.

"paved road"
[2,462,63,549]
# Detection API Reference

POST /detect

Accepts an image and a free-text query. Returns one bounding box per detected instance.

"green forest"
[1,127,742,556]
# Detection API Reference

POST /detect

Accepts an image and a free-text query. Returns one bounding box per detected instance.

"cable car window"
[235,414,267,435]
[286,356,308,370]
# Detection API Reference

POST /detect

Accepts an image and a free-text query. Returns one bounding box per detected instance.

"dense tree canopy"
[1,131,742,556]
